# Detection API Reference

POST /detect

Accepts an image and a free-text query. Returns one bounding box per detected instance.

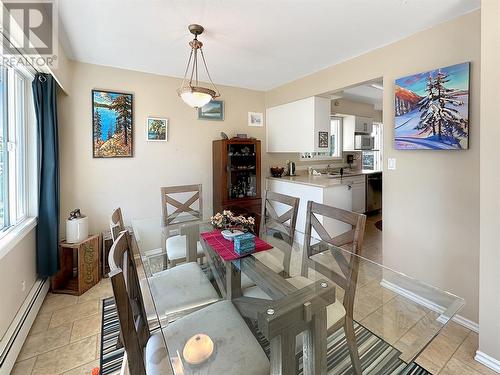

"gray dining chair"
[109,208,219,324]
[241,190,300,293]
[160,184,205,267]
[294,200,366,375]
[110,231,270,375]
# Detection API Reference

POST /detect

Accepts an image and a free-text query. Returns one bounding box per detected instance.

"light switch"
[388,158,396,170]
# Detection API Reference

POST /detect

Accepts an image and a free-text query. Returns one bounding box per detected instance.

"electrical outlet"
[21,280,26,292]
[388,158,397,170]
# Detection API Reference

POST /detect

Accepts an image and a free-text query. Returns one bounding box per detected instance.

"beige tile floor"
[11,214,494,374]
[12,279,113,375]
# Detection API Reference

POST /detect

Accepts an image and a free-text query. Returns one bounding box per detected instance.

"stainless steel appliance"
[366,172,382,212]
[355,134,375,150]
[287,161,296,176]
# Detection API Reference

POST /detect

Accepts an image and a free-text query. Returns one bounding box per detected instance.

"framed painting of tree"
[146,117,168,141]
[394,62,470,150]
[92,89,133,157]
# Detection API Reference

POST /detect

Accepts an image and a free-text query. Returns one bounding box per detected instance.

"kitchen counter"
[267,170,381,188]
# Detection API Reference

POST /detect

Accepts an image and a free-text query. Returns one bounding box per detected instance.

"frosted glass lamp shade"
[178,86,216,108]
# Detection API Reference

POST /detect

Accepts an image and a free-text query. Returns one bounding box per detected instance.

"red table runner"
[200,230,273,261]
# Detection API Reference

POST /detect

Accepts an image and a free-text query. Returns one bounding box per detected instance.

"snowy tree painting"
[394,62,470,150]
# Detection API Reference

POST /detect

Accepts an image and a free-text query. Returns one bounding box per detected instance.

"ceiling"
[58,0,479,91]
[341,82,384,110]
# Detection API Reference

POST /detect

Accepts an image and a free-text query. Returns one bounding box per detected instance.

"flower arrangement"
[210,210,255,232]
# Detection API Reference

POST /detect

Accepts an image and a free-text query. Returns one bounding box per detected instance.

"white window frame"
[0,62,37,251]
[299,116,344,161]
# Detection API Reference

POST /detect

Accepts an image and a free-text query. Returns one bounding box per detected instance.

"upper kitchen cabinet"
[343,115,374,151]
[266,96,330,152]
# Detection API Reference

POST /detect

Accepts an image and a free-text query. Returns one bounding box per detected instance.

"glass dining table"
[136,219,464,375]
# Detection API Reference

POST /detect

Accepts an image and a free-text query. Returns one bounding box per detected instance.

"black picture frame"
[318,131,329,148]
[92,89,134,158]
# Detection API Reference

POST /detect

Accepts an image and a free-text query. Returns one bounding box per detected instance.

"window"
[300,117,343,160]
[329,117,342,158]
[0,63,35,234]
[362,122,383,171]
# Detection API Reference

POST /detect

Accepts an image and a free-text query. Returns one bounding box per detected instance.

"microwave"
[354,135,375,150]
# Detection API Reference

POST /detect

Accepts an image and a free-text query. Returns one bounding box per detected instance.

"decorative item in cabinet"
[213,138,262,230]
[51,234,100,296]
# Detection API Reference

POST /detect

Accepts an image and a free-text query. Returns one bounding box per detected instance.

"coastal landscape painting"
[92,90,133,157]
[394,62,470,150]
[198,100,224,121]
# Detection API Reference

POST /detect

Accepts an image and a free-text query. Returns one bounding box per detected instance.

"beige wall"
[0,230,36,339]
[266,11,480,322]
[58,61,266,234]
[478,0,500,362]
[332,98,382,122]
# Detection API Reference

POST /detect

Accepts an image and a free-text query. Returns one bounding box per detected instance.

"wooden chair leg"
[344,318,362,375]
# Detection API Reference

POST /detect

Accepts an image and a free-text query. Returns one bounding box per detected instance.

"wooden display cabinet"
[213,138,262,230]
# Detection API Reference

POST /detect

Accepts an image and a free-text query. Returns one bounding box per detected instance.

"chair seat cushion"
[163,301,269,374]
[148,262,219,322]
[241,272,256,289]
[166,235,204,261]
[253,249,284,274]
[145,332,170,375]
[242,285,272,300]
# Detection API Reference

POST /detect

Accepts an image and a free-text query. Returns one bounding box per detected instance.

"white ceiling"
[58,0,479,91]
[341,83,384,110]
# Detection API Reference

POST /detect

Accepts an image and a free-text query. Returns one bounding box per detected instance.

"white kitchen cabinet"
[343,115,374,151]
[266,178,353,243]
[355,116,373,134]
[348,175,366,213]
[266,96,331,152]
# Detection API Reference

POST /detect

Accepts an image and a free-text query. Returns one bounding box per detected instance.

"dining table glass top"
[137,219,464,375]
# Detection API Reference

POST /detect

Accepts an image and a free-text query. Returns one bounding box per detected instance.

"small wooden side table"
[51,234,101,296]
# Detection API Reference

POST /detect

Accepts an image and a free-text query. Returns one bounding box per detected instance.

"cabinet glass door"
[227,143,257,199]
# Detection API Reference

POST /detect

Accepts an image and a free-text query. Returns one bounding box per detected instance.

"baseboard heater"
[0,278,49,374]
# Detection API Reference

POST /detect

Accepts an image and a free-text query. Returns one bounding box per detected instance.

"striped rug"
[99,298,124,375]
[254,321,432,375]
[99,297,431,374]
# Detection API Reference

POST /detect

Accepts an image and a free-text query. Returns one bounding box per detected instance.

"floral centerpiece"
[210,210,255,233]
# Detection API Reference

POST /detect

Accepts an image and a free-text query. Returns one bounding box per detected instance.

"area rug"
[99,297,124,375]
[100,296,432,375]
[254,321,432,375]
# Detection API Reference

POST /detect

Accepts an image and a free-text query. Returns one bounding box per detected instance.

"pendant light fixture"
[177,24,220,108]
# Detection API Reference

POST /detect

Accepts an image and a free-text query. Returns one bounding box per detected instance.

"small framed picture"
[146,117,168,141]
[198,100,224,121]
[318,131,329,148]
[248,112,263,127]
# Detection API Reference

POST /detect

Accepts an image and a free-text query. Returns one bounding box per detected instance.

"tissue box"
[234,233,256,255]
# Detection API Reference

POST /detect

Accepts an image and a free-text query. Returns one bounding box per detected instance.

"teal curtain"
[33,73,59,277]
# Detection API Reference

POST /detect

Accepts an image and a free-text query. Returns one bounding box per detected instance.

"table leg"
[270,331,296,375]
[302,307,327,375]
[225,261,242,300]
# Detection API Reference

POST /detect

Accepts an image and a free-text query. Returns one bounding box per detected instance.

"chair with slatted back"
[109,231,170,375]
[289,200,366,375]
[109,208,219,325]
[110,232,270,375]
[241,191,300,296]
[160,184,205,267]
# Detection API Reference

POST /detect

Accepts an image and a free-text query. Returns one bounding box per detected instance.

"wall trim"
[475,350,500,374]
[380,279,478,333]
[0,278,48,374]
